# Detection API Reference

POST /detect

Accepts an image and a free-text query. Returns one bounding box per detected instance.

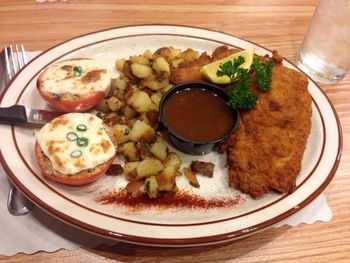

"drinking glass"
[297,0,350,84]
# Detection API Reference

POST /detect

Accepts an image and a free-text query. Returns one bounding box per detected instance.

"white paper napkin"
[0,51,332,256]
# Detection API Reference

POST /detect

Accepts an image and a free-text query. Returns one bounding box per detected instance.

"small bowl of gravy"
[159,81,239,155]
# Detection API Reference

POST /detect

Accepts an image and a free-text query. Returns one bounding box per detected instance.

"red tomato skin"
[38,90,107,112]
[35,142,115,186]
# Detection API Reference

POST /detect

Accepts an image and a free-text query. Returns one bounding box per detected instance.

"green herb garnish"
[70,150,82,158]
[124,128,130,135]
[66,132,78,141]
[77,124,87,132]
[216,56,246,82]
[73,66,84,78]
[216,55,274,109]
[190,182,200,188]
[144,142,152,157]
[76,137,89,147]
[251,57,273,91]
[145,181,150,193]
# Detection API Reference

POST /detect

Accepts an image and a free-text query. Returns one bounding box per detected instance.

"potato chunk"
[153,57,170,73]
[145,175,158,199]
[150,93,162,108]
[183,167,199,188]
[115,58,125,71]
[121,142,139,162]
[157,166,177,191]
[130,63,153,79]
[107,96,123,112]
[124,161,140,181]
[136,157,164,178]
[111,124,130,144]
[95,99,110,113]
[150,137,168,161]
[129,120,155,142]
[127,90,152,113]
[163,152,181,170]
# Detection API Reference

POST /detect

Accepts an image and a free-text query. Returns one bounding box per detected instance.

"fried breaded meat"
[220,65,312,198]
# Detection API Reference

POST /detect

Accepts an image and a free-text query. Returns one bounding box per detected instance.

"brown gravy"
[163,89,233,142]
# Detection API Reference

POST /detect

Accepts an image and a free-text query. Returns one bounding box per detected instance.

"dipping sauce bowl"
[159,81,239,155]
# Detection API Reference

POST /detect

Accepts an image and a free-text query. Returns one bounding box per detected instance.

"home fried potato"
[96,46,229,199]
[145,175,158,199]
[129,120,155,142]
[111,124,130,144]
[136,157,164,178]
[157,166,177,191]
[150,137,168,161]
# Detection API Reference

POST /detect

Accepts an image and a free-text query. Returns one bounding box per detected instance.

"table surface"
[1,0,349,262]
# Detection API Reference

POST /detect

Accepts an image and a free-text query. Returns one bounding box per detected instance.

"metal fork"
[3,44,34,215]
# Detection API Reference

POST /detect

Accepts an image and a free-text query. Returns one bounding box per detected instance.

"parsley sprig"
[251,58,273,91]
[217,56,273,109]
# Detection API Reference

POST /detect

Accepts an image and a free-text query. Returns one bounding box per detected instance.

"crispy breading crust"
[220,65,312,198]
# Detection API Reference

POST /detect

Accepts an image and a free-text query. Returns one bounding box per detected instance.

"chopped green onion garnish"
[190,182,200,188]
[73,66,83,78]
[70,150,82,158]
[77,124,87,132]
[145,181,150,193]
[124,128,129,135]
[77,137,89,147]
[66,132,78,141]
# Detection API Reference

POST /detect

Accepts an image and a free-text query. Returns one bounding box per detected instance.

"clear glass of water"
[297,0,350,84]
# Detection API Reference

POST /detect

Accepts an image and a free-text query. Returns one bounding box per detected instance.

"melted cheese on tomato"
[39,59,111,96]
[36,113,115,174]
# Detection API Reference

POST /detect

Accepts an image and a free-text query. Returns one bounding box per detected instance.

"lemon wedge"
[200,47,255,84]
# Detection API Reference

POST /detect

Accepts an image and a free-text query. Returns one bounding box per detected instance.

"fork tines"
[4,44,28,80]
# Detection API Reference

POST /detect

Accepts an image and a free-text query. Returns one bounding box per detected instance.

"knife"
[0,104,64,125]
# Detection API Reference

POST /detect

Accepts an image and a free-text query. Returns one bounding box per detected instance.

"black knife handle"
[0,105,28,124]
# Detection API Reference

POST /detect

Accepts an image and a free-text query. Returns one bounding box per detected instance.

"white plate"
[0,25,342,247]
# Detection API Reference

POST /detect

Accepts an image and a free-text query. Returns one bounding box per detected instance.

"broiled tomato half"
[37,58,111,112]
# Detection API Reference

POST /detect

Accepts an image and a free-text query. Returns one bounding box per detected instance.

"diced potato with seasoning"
[95,99,110,113]
[163,152,181,170]
[115,78,127,90]
[130,55,150,65]
[115,58,125,71]
[109,79,119,95]
[127,90,152,113]
[139,110,159,128]
[130,63,153,79]
[153,57,170,73]
[121,142,139,162]
[169,47,181,60]
[150,93,162,108]
[150,137,168,160]
[123,161,140,181]
[125,180,143,194]
[107,96,123,112]
[161,84,173,94]
[143,77,169,91]
[154,47,181,60]
[171,58,183,68]
[181,48,200,61]
[183,167,200,188]
[123,106,138,120]
[129,120,155,142]
[136,157,164,178]
[145,175,158,199]
[112,124,130,144]
[157,166,177,191]
[143,49,153,59]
